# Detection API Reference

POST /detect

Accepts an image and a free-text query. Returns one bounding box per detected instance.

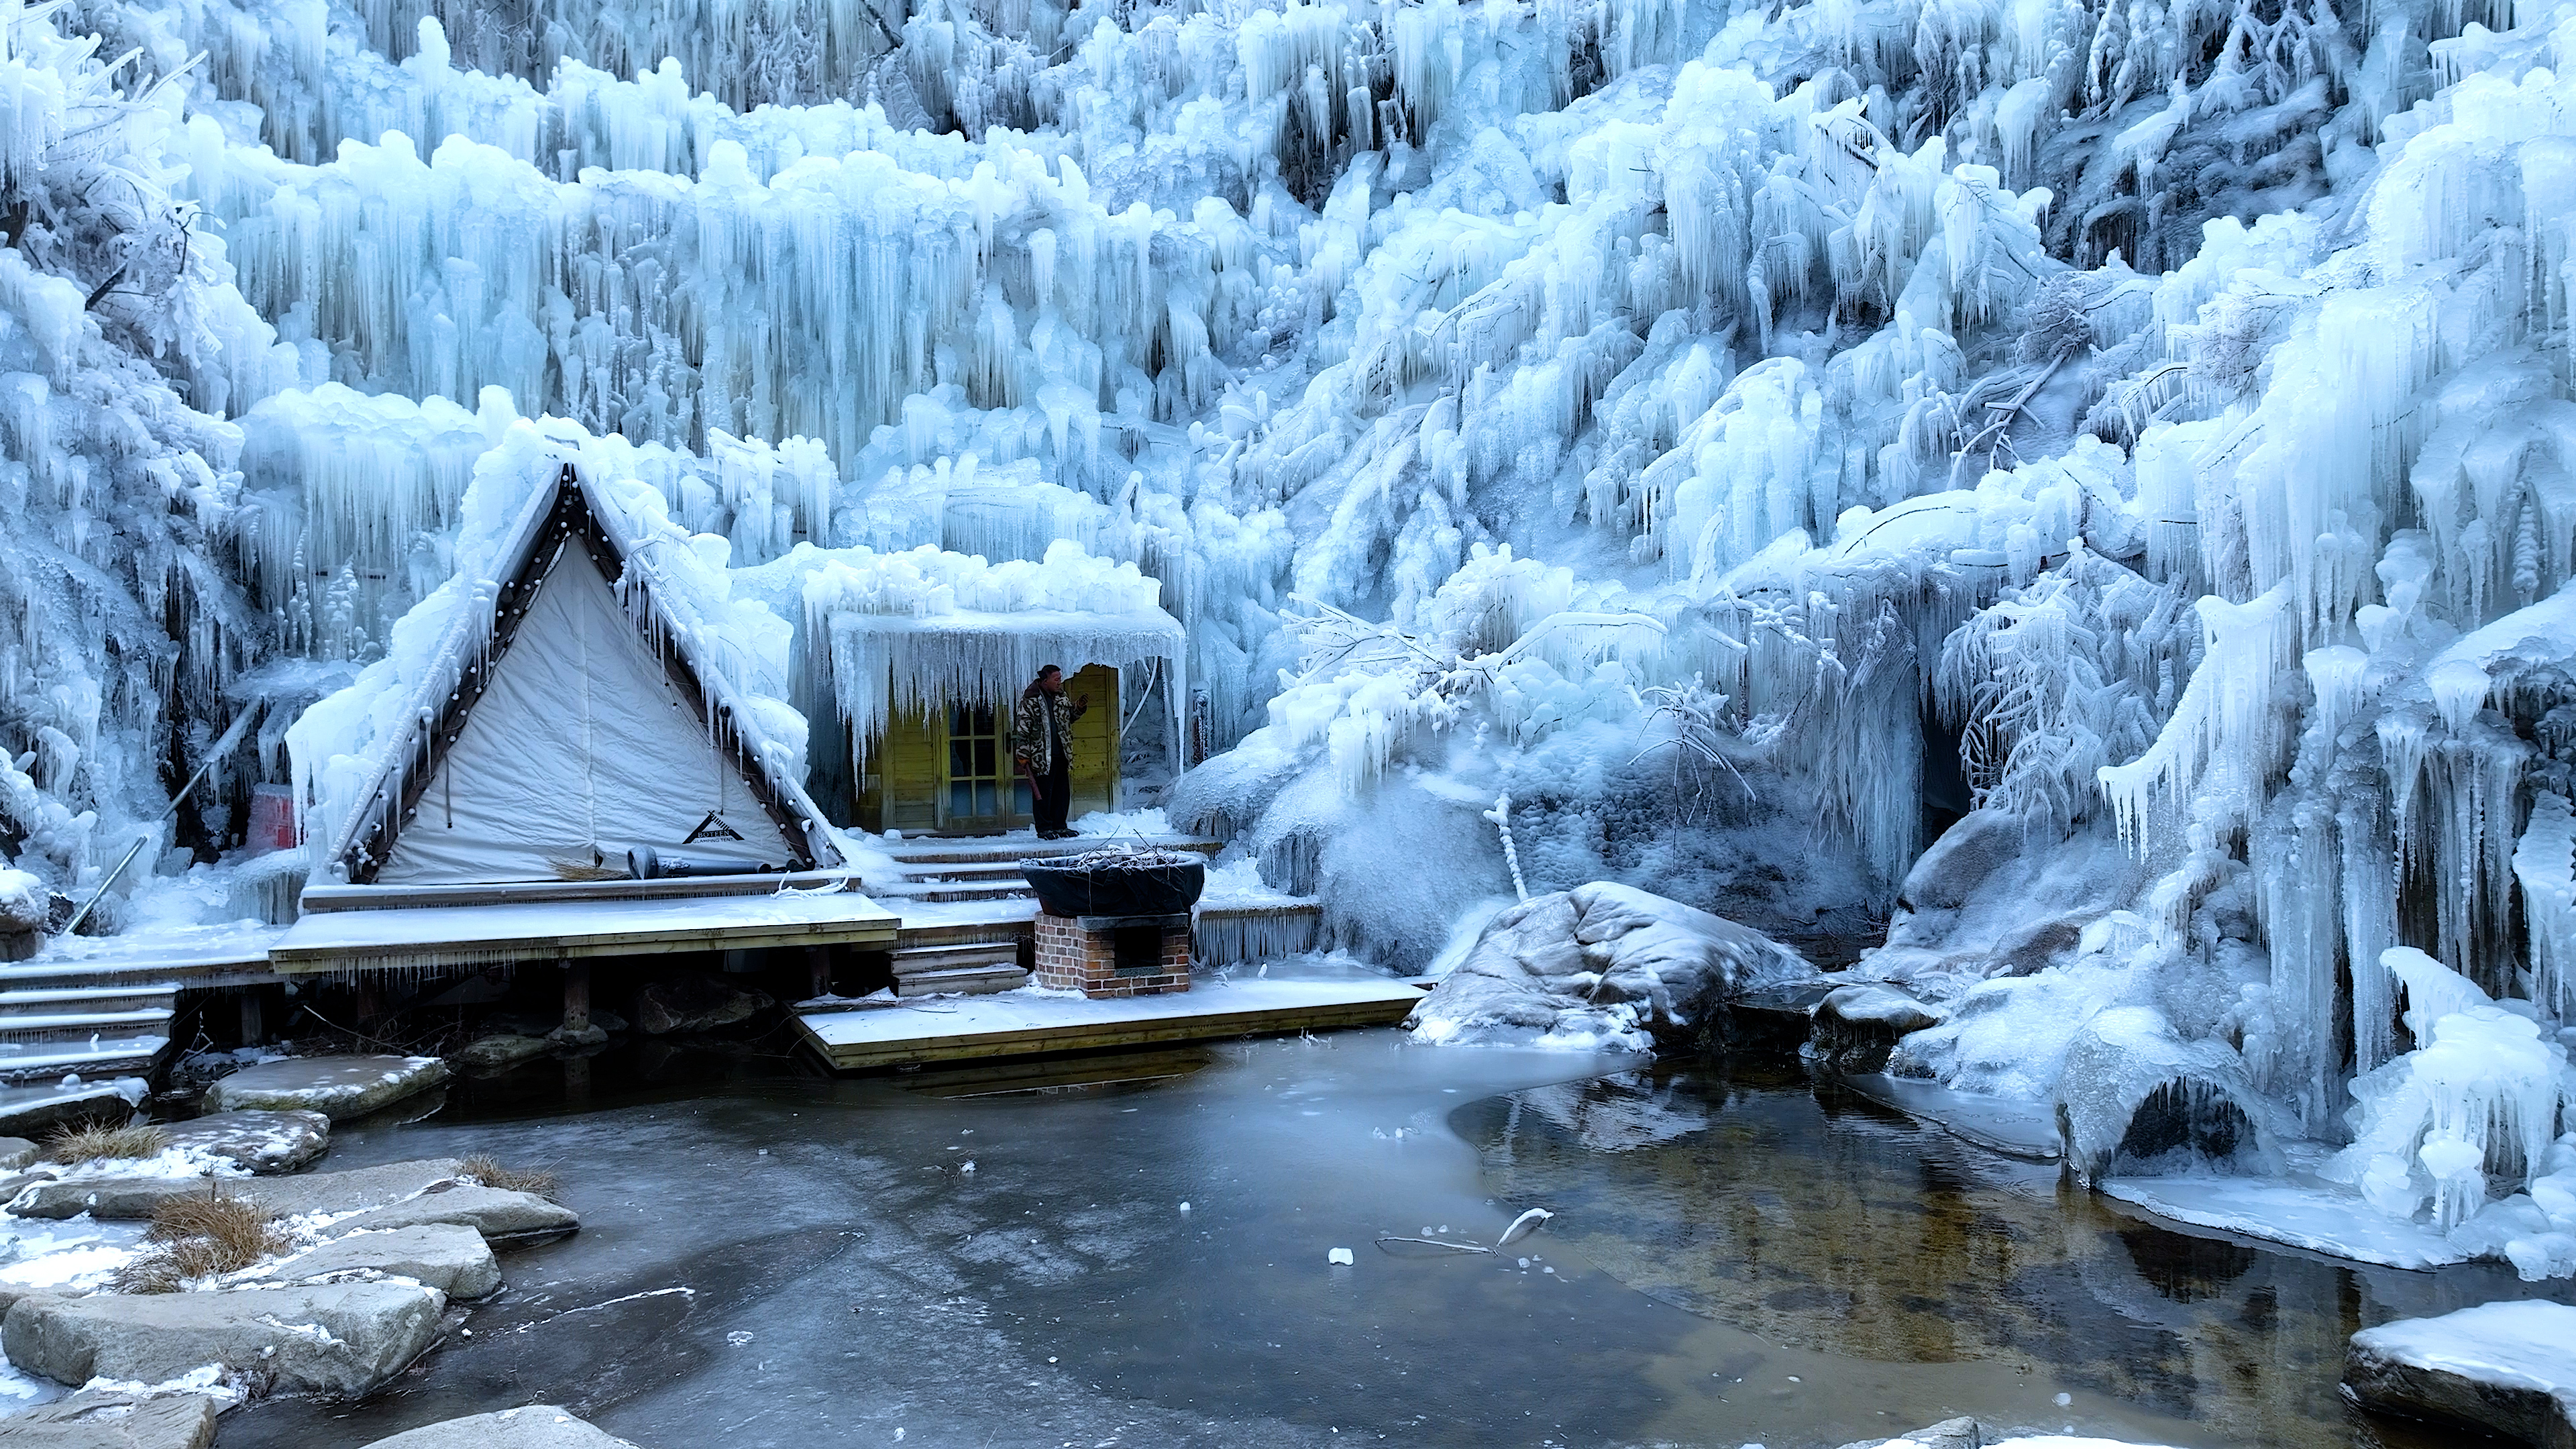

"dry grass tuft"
[460,1153,560,1201]
[43,1120,171,1165]
[112,1187,290,1293]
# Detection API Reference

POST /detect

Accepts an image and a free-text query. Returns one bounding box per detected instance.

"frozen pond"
[213,1035,2571,1448]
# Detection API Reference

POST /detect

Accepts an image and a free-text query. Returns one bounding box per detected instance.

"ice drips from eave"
[768,539,1186,743]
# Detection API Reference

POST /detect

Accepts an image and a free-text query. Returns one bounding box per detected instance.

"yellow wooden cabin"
[859,663,1126,834]
[810,602,1187,839]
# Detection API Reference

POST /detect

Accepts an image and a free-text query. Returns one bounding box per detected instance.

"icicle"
[2514,792,2576,1023]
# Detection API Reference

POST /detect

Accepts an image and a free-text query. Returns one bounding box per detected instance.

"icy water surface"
[213,1035,2567,1448]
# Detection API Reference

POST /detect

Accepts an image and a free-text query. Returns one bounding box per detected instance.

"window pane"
[949,782,969,816]
[975,741,996,773]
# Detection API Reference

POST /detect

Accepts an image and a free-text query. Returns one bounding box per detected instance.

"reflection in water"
[1462,1059,2576,1449]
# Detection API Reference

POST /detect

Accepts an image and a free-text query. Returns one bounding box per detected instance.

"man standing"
[1014,665,1089,840]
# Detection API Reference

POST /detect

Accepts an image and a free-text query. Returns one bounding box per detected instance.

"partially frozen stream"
[212,1035,2570,1448]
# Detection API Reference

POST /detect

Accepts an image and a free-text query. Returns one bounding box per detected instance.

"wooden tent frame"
[323,463,840,885]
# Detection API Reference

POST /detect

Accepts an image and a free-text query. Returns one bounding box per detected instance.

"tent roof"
[321,464,844,885]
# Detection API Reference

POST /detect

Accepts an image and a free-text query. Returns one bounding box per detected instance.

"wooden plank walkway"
[793,975,1427,1071]
[272,886,900,975]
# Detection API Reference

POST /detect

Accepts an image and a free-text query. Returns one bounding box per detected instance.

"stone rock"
[0,1136,36,1169]
[11,1158,465,1223]
[0,1390,219,1448]
[453,1034,551,1072]
[1811,983,1945,1073]
[0,867,49,932]
[240,1159,470,1220]
[358,1405,641,1448]
[2053,1006,2280,1183]
[1,1281,445,1398]
[2345,1301,2576,1449]
[589,1008,629,1035]
[633,975,773,1035]
[1989,912,2087,978]
[0,1082,144,1140]
[1896,810,2023,913]
[7,1173,211,1221]
[1721,977,1836,1051]
[1835,1417,1983,1449]
[0,1283,60,1316]
[249,1223,502,1300]
[321,1185,578,1248]
[157,1111,331,1175]
[543,1024,607,1049]
[1407,883,1817,1049]
[333,1086,449,1134]
[201,1056,449,1122]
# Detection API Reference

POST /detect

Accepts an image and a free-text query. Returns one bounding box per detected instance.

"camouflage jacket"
[1011,688,1087,774]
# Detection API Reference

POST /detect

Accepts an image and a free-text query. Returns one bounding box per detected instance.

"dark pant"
[1032,757,1072,835]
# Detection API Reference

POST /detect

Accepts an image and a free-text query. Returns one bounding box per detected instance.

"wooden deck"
[272,882,900,975]
[793,974,1428,1071]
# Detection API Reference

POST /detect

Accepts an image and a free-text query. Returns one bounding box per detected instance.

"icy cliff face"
[0,0,2571,1265]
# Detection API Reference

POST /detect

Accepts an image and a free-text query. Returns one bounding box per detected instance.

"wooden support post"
[561,959,592,1036]
[806,945,833,1000]
[237,989,264,1047]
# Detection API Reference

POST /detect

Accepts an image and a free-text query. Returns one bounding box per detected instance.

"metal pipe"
[61,703,263,937]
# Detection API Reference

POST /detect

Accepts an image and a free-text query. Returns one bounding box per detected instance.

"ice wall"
[2,0,2571,1283]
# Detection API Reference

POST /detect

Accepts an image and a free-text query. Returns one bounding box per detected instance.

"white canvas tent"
[319,464,844,887]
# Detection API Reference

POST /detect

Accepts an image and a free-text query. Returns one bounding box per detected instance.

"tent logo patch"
[685,811,747,844]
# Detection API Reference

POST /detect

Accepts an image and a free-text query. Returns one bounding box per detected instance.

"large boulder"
[2053,1006,2280,1184]
[202,1056,449,1122]
[156,1110,331,1174]
[1408,883,1816,1050]
[2345,1301,2576,1449]
[1,1281,445,1397]
[633,976,773,1035]
[1811,983,1944,1073]
[10,1157,465,1223]
[250,1223,502,1299]
[0,1389,219,1447]
[359,1405,641,1448]
[320,1185,579,1248]
[0,1135,39,1169]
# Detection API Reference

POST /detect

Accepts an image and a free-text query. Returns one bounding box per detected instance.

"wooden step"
[0,1034,170,1082]
[889,883,1032,904]
[0,1009,174,1043]
[881,837,1222,865]
[0,985,183,1016]
[894,965,1030,998]
[902,861,1030,882]
[894,942,1022,975]
[895,918,1034,951]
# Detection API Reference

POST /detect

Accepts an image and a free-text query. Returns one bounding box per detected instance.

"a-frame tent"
[319,462,845,888]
